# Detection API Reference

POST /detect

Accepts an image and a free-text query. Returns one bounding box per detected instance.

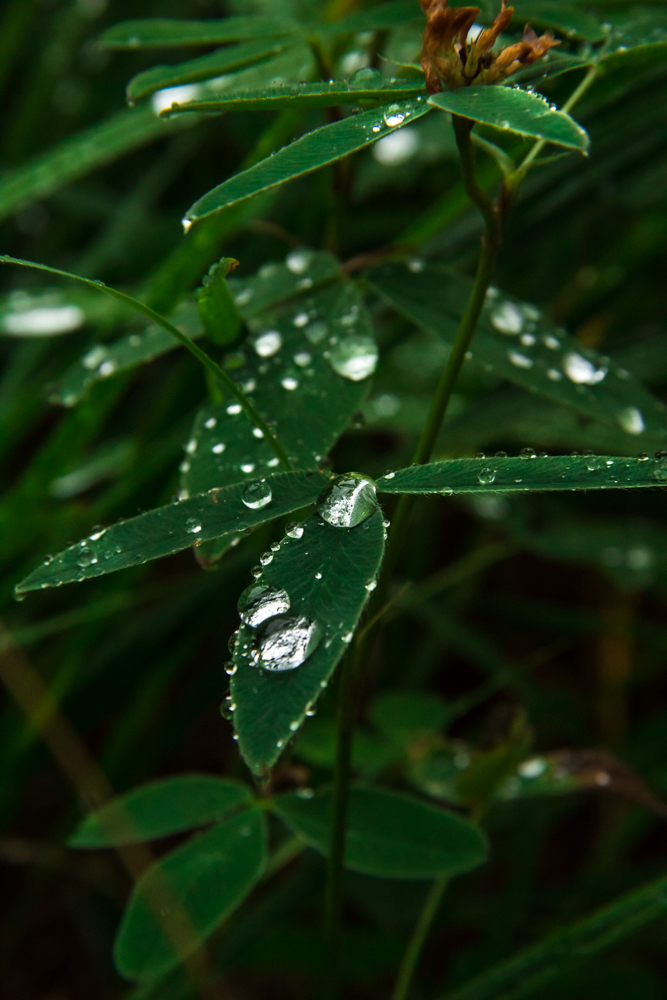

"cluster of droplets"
[316,473,379,528]
[234,575,322,674]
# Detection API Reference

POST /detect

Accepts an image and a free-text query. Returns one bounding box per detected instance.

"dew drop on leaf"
[491,302,524,335]
[285,249,313,274]
[563,352,607,385]
[238,583,291,626]
[281,376,299,391]
[383,104,405,127]
[617,406,645,435]
[185,518,202,535]
[478,467,497,485]
[242,480,273,509]
[349,67,384,90]
[253,615,322,671]
[328,335,378,381]
[285,521,304,539]
[317,473,378,528]
[253,331,282,357]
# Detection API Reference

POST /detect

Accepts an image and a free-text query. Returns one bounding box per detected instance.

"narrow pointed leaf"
[15,471,329,594]
[440,872,667,1000]
[367,262,667,440]
[69,776,252,848]
[377,455,667,495]
[183,281,377,495]
[273,786,488,878]
[161,79,427,116]
[127,40,292,104]
[100,16,301,48]
[196,257,242,346]
[114,809,267,982]
[184,98,432,223]
[231,506,385,775]
[428,87,589,151]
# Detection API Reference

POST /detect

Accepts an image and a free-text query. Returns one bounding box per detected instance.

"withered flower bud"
[420,0,560,93]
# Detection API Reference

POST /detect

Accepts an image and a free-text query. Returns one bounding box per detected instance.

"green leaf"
[197,257,242,347]
[367,262,667,440]
[15,470,329,594]
[52,302,203,407]
[440,872,667,1000]
[370,692,450,743]
[428,87,589,151]
[69,775,252,848]
[114,809,267,982]
[227,249,341,317]
[510,1,605,42]
[126,40,294,104]
[160,79,427,117]
[231,504,386,775]
[0,104,188,224]
[182,280,377,496]
[100,16,301,48]
[599,10,667,73]
[272,785,488,878]
[184,98,433,224]
[377,454,667,495]
[316,0,423,35]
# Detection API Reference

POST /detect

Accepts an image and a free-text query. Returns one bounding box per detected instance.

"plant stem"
[392,877,449,1000]
[324,648,356,1000]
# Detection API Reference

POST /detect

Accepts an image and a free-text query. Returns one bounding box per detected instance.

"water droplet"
[508,350,533,369]
[281,376,299,391]
[365,580,377,592]
[372,123,381,133]
[251,565,262,579]
[491,302,524,335]
[224,660,237,676]
[242,378,256,393]
[317,473,378,528]
[285,521,304,539]
[242,480,273,509]
[98,360,116,377]
[212,442,226,454]
[267,457,280,467]
[652,459,667,482]
[204,417,217,430]
[294,351,312,367]
[383,104,405,127]
[185,518,202,535]
[328,335,378,381]
[252,427,264,439]
[547,368,562,381]
[253,615,322,671]
[238,583,291,626]
[76,546,97,568]
[543,334,560,350]
[185,438,197,454]
[82,346,108,370]
[563,352,607,385]
[519,447,537,459]
[478,467,497,485]
[315,571,322,580]
[383,471,395,480]
[520,333,536,346]
[240,462,256,474]
[293,311,309,328]
[407,257,424,273]
[253,331,282,358]
[234,287,254,306]
[289,720,300,732]
[305,320,328,344]
[227,403,242,415]
[618,406,645,435]
[349,66,384,90]
[586,455,606,472]
[342,631,354,643]
[286,249,313,274]
[518,757,547,779]
[182,218,192,233]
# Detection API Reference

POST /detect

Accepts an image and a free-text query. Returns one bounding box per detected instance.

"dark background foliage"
[2,1,667,998]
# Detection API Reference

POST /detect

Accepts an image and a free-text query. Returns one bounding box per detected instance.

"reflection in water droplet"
[491,302,524,335]
[260,552,273,566]
[82,346,108,370]
[478,467,497,485]
[227,403,242,415]
[508,351,533,369]
[294,351,312,367]
[586,455,606,471]
[519,447,537,459]
[242,480,273,509]
[317,473,378,528]
[293,312,309,327]
[212,442,226,454]
[349,66,384,90]
[383,103,405,127]
[252,428,264,439]
[286,521,304,539]
[305,320,328,344]
[563,352,607,385]
[204,417,217,429]
[407,257,424,273]
[618,406,645,435]
[328,335,378,381]
[253,331,282,357]
[185,518,202,534]
[240,462,256,474]
[286,250,313,274]
[543,335,560,350]
[254,615,322,671]
[234,287,254,307]
[281,376,299,391]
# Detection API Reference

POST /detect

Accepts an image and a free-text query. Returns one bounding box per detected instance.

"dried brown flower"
[420,0,560,93]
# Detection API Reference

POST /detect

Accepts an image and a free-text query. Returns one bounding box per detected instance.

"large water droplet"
[238,583,291,626]
[563,352,607,385]
[383,104,405,127]
[285,249,313,274]
[242,480,273,509]
[491,302,524,335]
[285,521,304,539]
[317,473,378,528]
[508,350,533,369]
[478,467,497,485]
[349,66,384,90]
[617,406,645,435]
[652,459,667,482]
[185,517,202,534]
[328,335,378,381]
[253,331,282,357]
[254,615,322,671]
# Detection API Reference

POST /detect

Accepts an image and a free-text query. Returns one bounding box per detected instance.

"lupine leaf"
[126,40,294,104]
[510,1,605,42]
[440,872,667,1000]
[231,505,385,775]
[272,786,488,878]
[428,87,589,151]
[377,455,667,495]
[69,775,252,847]
[227,249,340,317]
[114,809,267,981]
[196,257,242,347]
[367,262,667,441]
[100,16,301,48]
[160,79,427,117]
[183,98,433,224]
[15,471,329,594]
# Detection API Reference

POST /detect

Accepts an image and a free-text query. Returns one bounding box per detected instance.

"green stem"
[0,255,292,471]
[324,649,356,1000]
[392,877,449,1000]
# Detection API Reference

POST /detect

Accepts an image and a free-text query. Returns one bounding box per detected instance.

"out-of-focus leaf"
[127,40,294,104]
[370,691,450,742]
[114,809,267,981]
[511,1,605,42]
[377,455,667,495]
[367,262,667,440]
[599,10,667,72]
[317,0,423,35]
[231,504,385,775]
[293,718,398,774]
[15,470,329,594]
[428,88,589,151]
[272,785,488,878]
[100,16,301,48]
[184,98,433,224]
[161,79,427,117]
[196,257,242,347]
[227,249,340,317]
[69,775,252,847]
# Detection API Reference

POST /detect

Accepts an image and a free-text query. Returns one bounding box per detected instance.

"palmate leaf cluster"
[3,0,667,998]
